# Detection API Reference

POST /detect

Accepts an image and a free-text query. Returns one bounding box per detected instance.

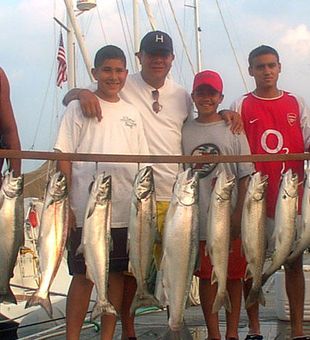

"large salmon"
[128,166,160,314]
[262,169,298,285]
[206,170,234,314]
[77,173,116,320]
[0,171,24,304]
[158,169,199,334]
[286,162,310,264]
[241,172,268,308]
[25,172,68,317]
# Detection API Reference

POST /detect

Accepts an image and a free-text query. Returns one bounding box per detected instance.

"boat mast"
[133,0,140,71]
[66,1,75,89]
[194,0,202,72]
[63,0,94,84]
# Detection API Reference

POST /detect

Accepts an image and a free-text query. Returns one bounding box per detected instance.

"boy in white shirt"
[54,45,149,340]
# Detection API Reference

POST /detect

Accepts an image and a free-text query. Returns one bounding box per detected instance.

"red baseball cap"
[192,70,223,94]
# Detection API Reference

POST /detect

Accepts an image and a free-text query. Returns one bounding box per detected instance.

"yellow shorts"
[153,201,170,269]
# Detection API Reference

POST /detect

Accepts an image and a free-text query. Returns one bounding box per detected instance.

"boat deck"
[14,279,310,339]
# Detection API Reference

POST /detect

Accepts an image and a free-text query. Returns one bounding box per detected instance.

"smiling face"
[248,53,281,93]
[91,58,128,102]
[192,85,224,122]
[137,51,175,89]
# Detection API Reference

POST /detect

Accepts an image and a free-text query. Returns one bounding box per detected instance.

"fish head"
[304,163,310,190]
[47,171,68,201]
[280,169,298,199]
[1,171,24,198]
[134,166,154,200]
[96,174,112,202]
[249,172,268,201]
[175,169,199,206]
[214,171,235,201]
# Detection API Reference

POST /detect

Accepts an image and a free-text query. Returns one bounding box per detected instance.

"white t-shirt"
[54,97,149,229]
[90,72,193,200]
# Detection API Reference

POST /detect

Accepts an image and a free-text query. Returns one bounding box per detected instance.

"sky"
[1,0,310,172]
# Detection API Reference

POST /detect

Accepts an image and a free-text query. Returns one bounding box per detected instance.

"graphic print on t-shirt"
[191,143,220,178]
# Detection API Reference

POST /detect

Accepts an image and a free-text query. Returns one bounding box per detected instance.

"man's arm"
[63,88,102,121]
[0,68,21,175]
[219,109,244,134]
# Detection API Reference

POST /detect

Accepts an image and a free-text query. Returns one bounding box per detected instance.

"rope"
[215,0,248,92]
[167,0,196,76]
[116,0,135,73]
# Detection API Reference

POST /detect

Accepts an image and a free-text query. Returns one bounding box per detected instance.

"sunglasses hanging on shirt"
[152,90,163,113]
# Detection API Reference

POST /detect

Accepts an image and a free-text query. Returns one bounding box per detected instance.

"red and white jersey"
[231,91,310,217]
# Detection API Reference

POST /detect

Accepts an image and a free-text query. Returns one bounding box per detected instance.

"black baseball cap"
[139,31,173,54]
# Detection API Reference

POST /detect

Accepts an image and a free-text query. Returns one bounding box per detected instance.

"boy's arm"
[0,68,21,175]
[63,88,102,122]
[57,158,76,232]
[231,175,249,240]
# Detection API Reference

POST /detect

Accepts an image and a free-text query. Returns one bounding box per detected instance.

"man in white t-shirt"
[63,31,242,338]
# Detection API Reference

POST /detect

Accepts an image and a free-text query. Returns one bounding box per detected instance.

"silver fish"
[241,172,268,308]
[78,173,116,320]
[0,171,24,304]
[158,169,199,333]
[25,172,68,317]
[262,169,298,285]
[206,171,235,314]
[286,163,310,264]
[129,166,160,314]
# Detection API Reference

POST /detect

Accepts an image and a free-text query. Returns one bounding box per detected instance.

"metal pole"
[63,0,94,82]
[133,0,140,71]
[194,0,202,72]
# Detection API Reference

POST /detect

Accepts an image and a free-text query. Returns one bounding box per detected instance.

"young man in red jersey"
[231,45,310,340]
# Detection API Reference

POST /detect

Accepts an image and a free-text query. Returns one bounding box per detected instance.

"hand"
[79,89,102,121]
[219,109,244,134]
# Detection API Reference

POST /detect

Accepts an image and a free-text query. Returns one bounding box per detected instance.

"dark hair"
[248,45,280,66]
[94,45,126,68]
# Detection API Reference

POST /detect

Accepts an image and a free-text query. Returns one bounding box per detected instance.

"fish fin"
[46,199,56,209]
[87,202,96,218]
[155,269,166,305]
[127,260,133,273]
[162,323,193,339]
[75,243,83,256]
[91,300,117,321]
[130,291,162,315]
[244,265,253,281]
[212,290,231,314]
[210,269,218,285]
[0,195,4,210]
[25,291,53,318]
[0,287,17,304]
[245,287,265,309]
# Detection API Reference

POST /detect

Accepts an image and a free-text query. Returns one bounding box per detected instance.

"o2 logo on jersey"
[261,129,284,154]
[191,143,220,178]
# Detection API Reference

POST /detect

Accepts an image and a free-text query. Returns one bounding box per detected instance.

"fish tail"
[212,290,231,313]
[245,287,265,309]
[0,287,17,305]
[91,300,117,321]
[162,323,193,340]
[130,292,162,315]
[25,291,53,318]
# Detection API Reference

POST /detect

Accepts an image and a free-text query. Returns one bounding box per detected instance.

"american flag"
[56,31,67,88]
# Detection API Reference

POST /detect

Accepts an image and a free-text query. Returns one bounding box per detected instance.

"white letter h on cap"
[155,34,164,43]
